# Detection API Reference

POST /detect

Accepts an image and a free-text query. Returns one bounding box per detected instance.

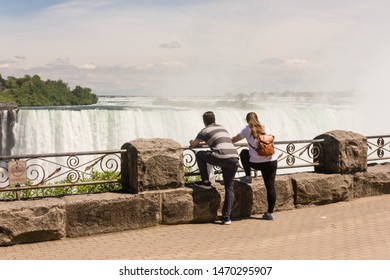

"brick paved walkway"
[1,194,390,260]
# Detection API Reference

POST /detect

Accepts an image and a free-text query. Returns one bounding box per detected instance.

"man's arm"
[189,138,205,148]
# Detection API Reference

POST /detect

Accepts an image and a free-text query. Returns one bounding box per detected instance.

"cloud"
[159,61,187,67]
[14,56,26,61]
[159,41,181,49]
[258,58,285,66]
[0,59,14,64]
[45,58,71,67]
[258,58,310,69]
[285,59,310,68]
[0,56,26,68]
[1,0,389,95]
[78,63,97,70]
[0,57,22,64]
[56,57,70,64]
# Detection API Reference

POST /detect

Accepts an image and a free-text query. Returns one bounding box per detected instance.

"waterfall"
[9,95,361,155]
[0,106,18,155]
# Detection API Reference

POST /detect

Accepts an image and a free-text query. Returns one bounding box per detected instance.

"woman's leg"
[239,149,251,176]
[259,160,278,213]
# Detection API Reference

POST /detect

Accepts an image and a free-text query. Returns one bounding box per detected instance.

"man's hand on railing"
[189,139,206,148]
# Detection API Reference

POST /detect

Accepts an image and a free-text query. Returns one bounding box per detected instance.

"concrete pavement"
[1,194,390,260]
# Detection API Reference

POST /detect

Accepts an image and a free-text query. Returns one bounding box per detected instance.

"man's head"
[203,111,215,126]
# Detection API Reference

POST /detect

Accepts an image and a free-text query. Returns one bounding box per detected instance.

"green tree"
[0,74,98,106]
[0,74,5,92]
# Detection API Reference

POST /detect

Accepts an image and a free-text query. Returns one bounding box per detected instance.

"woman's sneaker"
[222,216,231,225]
[240,176,252,184]
[194,180,212,190]
[261,212,274,221]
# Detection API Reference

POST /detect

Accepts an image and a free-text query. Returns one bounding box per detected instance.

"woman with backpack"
[231,112,278,220]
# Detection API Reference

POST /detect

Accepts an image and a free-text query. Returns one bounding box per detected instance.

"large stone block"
[292,172,353,206]
[65,192,160,238]
[0,198,66,246]
[162,187,220,224]
[250,175,294,214]
[192,186,221,222]
[314,130,367,174]
[162,188,194,224]
[121,138,184,193]
[353,163,390,198]
[215,181,252,219]
[232,181,254,218]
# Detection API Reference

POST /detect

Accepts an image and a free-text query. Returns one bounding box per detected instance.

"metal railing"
[183,138,325,177]
[1,135,389,198]
[367,135,390,163]
[0,150,124,197]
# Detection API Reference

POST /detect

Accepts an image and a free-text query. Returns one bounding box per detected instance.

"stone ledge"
[291,173,354,207]
[353,163,390,198]
[0,198,66,246]
[65,192,161,238]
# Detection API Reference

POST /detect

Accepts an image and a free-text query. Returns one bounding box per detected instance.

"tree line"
[0,74,98,106]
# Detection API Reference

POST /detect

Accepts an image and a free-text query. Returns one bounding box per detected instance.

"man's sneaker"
[222,216,231,225]
[240,176,252,184]
[261,212,274,221]
[194,180,212,190]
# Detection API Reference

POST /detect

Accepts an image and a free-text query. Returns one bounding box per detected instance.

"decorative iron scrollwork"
[26,163,45,184]
[183,148,198,172]
[100,154,121,171]
[367,135,390,162]
[377,137,385,158]
[0,150,123,190]
[310,143,322,161]
[67,155,80,169]
[286,143,295,154]
[0,166,8,185]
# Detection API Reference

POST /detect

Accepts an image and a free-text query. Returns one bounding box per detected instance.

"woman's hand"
[231,134,243,143]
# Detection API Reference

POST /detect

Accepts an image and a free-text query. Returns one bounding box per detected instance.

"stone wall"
[1,163,390,246]
[1,131,390,246]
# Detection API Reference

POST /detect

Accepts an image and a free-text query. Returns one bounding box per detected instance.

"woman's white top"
[238,125,279,163]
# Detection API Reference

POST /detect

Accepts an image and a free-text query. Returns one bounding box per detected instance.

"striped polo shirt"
[196,123,239,159]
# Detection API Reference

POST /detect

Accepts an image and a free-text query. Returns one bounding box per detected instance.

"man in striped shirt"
[189,111,239,224]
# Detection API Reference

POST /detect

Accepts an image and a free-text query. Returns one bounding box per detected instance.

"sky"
[0,0,389,96]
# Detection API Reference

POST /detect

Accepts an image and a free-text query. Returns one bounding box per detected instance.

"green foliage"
[0,170,121,200]
[184,167,201,184]
[0,74,98,106]
[184,167,223,185]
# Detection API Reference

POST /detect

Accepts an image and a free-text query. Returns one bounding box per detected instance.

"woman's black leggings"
[240,149,278,213]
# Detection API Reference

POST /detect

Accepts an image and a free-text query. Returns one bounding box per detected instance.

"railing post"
[120,138,184,194]
[120,142,138,194]
[313,130,368,174]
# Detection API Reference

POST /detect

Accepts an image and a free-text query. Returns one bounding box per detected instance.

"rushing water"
[5,93,362,155]
[0,108,18,155]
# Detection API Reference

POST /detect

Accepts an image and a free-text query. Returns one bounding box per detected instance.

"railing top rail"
[274,139,325,145]
[0,149,127,160]
[182,138,325,149]
[366,135,390,139]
